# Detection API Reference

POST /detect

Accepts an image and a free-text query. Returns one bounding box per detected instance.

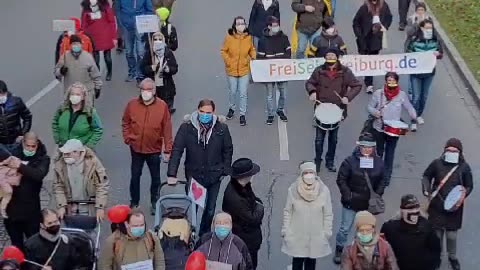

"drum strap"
[430,165,459,199]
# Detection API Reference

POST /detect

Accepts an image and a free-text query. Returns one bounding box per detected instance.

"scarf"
[356,234,380,264]
[296,177,320,202]
[365,0,384,16]
[199,122,213,147]
[384,86,400,101]
[262,0,272,10]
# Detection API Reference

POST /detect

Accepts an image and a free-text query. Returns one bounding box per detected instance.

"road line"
[277,89,290,160]
[26,79,60,107]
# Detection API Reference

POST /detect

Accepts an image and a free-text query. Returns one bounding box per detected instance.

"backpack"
[113,231,156,262]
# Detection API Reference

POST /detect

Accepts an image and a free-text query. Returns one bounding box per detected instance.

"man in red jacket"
[122,78,173,215]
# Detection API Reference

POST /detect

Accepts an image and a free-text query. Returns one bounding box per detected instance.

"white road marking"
[25,79,60,107]
[277,89,290,160]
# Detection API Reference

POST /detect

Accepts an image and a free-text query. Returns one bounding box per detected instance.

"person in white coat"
[281,161,333,270]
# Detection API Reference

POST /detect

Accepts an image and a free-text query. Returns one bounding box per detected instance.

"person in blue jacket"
[114,0,153,84]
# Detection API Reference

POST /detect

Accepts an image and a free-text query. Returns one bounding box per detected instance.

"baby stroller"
[153,181,199,270]
[62,200,101,270]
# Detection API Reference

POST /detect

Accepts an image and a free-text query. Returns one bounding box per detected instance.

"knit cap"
[445,138,463,153]
[299,161,316,175]
[355,211,376,228]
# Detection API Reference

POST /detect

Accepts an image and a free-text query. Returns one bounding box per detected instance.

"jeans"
[330,0,337,17]
[435,229,458,260]
[227,75,250,116]
[315,126,339,167]
[93,50,112,75]
[253,36,260,51]
[123,28,145,80]
[265,82,286,116]
[4,218,40,252]
[129,148,161,205]
[363,50,380,87]
[296,30,321,59]
[335,207,357,247]
[198,181,221,236]
[292,257,316,270]
[410,73,434,117]
[398,0,412,26]
[373,129,399,185]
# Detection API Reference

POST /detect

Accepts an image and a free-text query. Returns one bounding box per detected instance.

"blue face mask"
[130,226,145,237]
[23,149,36,157]
[198,113,213,124]
[71,44,82,53]
[214,226,231,240]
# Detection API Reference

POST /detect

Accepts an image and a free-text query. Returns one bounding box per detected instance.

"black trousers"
[249,248,258,269]
[93,50,112,75]
[362,50,381,87]
[4,218,40,252]
[292,257,316,270]
[129,148,161,205]
[398,0,412,26]
[156,86,175,110]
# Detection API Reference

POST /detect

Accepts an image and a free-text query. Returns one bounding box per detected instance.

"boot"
[449,258,461,270]
[105,50,112,81]
[333,245,343,265]
[315,160,322,174]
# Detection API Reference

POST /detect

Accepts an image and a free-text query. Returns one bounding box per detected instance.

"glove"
[95,88,101,99]
[60,66,68,76]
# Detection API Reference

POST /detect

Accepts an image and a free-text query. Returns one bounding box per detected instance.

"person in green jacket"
[52,82,103,148]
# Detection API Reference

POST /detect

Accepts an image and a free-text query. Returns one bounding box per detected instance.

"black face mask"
[46,225,61,235]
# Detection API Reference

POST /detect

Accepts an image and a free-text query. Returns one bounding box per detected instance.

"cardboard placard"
[52,20,76,32]
[136,15,160,33]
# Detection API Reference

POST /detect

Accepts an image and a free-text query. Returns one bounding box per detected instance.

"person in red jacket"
[81,0,117,81]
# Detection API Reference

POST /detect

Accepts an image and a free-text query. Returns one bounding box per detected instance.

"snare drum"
[383,120,409,137]
[444,185,466,212]
[314,103,343,130]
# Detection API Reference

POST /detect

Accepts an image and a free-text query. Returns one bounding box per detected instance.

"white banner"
[251,52,437,82]
[52,20,76,32]
[136,15,159,33]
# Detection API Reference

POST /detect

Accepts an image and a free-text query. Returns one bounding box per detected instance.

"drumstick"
[333,91,343,100]
[314,100,322,104]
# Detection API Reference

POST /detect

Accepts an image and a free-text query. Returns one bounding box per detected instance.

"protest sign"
[52,20,76,32]
[136,15,160,33]
[188,178,207,208]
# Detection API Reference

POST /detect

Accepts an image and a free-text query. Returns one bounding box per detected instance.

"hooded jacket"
[53,147,109,210]
[196,232,253,270]
[0,93,32,144]
[337,147,386,211]
[248,0,281,38]
[256,28,291,60]
[4,141,50,222]
[311,30,347,57]
[140,45,178,97]
[167,112,233,187]
[114,0,154,31]
[221,29,256,77]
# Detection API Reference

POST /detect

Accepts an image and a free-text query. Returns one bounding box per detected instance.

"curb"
[425,1,480,106]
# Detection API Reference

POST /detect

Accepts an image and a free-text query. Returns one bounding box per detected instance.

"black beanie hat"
[324,47,340,58]
[400,194,420,209]
[357,132,376,147]
[70,34,82,44]
[267,16,280,26]
[445,138,463,153]
[0,260,20,269]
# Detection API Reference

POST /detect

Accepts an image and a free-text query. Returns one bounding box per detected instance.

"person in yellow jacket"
[220,16,256,126]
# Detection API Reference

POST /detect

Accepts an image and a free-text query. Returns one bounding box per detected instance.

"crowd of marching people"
[0,0,474,269]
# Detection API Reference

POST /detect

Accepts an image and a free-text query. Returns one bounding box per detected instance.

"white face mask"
[302,173,316,185]
[422,29,433,39]
[69,95,82,105]
[325,27,335,35]
[141,91,154,101]
[0,95,7,104]
[236,25,246,33]
[153,40,165,54]
[271,26,280,34]
[444,152,459,164]
[64,157,76,164]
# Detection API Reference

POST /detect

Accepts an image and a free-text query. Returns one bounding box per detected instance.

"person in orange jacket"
[220,16,256,126]
[55,17,94,64]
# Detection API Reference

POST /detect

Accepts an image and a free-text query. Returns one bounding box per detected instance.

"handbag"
[364,170,385,215]
[422,165,459,214]
[362,93,391,134]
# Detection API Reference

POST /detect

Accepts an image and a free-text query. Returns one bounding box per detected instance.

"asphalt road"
[1,0,480,269]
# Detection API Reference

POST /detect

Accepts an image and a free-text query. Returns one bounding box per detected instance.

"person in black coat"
[222,158,264,270]
[257,16,291,124]
[381,194,441,270]
[141,32,178,113]
[352,0,392,93]
[333,132,386,264]
[248,0,280,49]
[24,209,80,270]
[422,138,473,270]
[0,132,50,252]
[0,81,32,145]
[167,99,234,237]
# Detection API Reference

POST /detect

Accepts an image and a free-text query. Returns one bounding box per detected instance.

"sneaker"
[326,164,337,172]
[277,111,288,122]
[226,109,234,120]
[266,116,274,125]
[366,86,374,94]
[240,115,246,126]
[106,72,112,81]
[417,117,425,125]
[125,75,135,82]
[333,245,343,265]
[449,258,461,270]
[398,24,406,31]
[411,123,417,132]
[150,205,156,216]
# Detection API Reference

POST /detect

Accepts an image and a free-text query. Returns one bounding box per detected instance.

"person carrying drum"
[306,48,362,173]
[421,138,473,270]
[53,139,109,221]
[366,72,416,186]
